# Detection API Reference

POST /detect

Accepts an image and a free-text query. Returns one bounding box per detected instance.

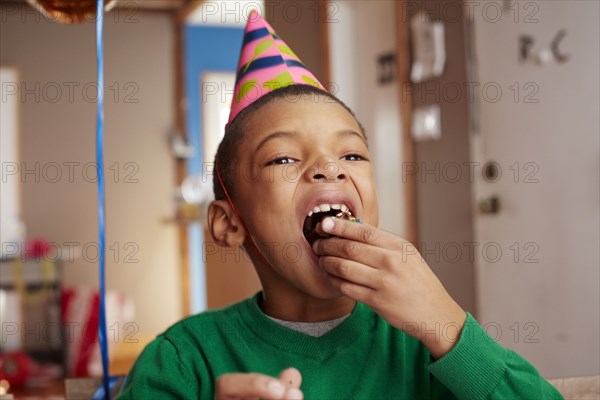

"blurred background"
[0,0,598,397]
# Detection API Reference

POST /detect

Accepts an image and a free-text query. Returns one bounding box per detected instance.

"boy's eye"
[342,154,364,162]
[267,156,297,166]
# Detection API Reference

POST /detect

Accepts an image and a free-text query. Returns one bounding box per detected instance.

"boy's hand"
[215,367,303,400]
[313,217,467,359]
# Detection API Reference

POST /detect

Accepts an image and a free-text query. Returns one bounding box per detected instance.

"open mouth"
[302,203,356,247]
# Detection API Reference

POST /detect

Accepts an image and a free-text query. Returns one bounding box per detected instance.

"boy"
[117,12,563,400]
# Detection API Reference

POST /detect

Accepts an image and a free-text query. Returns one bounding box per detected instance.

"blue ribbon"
[95,0,110,398]
[92,375,127,400]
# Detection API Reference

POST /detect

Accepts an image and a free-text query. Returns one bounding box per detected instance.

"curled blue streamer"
[96,0,110,398]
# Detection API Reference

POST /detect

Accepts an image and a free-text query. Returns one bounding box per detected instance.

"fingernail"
[268,380,285,397]
[287,388,303,399]
[322,217,335,232]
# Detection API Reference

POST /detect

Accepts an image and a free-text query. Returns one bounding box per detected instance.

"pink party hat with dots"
[227,10,326,124]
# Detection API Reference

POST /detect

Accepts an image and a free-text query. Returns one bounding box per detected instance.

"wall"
[409,0,477,314]
[327,2,357,111]
[0,67,23,250]
[352,1,406,239]
[265,0,326,84]
[0,6,181,335]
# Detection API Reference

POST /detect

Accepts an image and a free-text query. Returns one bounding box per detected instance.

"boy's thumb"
[278,367,302,388]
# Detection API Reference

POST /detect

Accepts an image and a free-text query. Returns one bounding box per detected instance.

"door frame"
[395,0,418,244]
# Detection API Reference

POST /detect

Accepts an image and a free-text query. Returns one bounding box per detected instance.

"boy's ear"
[207,200,246,247]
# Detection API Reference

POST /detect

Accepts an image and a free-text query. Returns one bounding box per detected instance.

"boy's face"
[232,93,380,299]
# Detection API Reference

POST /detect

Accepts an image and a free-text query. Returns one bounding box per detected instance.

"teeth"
[307,203,351,217]
[319,204,331,212]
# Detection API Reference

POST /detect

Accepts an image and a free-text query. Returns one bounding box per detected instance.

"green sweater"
[117,292,563,399]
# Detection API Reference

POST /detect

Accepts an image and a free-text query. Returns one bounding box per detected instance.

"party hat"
[228,10,326,124]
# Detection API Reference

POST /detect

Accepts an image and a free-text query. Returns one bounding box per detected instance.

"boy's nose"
[309,160,347,182]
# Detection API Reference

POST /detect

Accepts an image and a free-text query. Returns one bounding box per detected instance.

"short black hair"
[213,84,365,201]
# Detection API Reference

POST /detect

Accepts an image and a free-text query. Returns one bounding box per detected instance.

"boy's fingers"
[216,373,290,399]
[326,273,377,305]
[278,367,302,389]
[319,256,377,288]
[313,237,387,269]
[316,218,399,249]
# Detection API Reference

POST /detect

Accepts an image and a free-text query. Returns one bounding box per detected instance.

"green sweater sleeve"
[115,335,197,400]
[428,313,564,400]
